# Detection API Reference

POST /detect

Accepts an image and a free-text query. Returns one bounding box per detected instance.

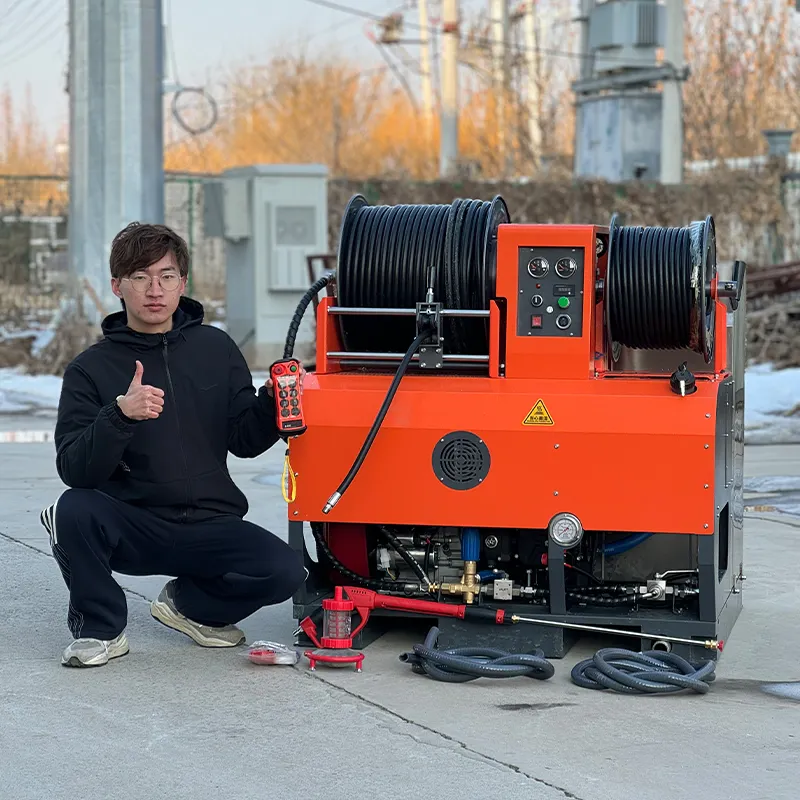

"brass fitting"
[463,560,477,604]
[429,561,478,604]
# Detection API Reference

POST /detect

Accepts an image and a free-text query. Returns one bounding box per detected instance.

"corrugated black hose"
[399,626,555,683]
[571,648,716,695]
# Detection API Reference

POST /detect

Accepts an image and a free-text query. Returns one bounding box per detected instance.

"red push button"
[531,315,542,328]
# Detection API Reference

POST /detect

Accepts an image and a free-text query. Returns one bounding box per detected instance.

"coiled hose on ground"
[570,648,716,695]
[399,626,555,683]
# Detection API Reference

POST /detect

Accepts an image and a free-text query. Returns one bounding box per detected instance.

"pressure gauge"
[527,257,549,278]
[548,512,583,549]
[555,258,577,278]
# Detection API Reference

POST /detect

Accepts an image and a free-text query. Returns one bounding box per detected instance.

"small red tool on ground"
[247,641,300,666]
[270,358,307,436]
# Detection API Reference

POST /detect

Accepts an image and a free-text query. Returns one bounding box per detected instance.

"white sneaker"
[61,632,130,667]
[150,580,245,647]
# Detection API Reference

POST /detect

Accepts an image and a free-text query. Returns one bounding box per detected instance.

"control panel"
[516,246,585,338]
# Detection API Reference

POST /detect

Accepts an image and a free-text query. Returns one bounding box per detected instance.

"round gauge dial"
[548,513,583,548]
[555,258,577,278]
[527,257,549,278]
[554,518,576,539]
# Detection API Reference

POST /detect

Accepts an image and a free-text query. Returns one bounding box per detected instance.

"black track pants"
[48,488,307,640]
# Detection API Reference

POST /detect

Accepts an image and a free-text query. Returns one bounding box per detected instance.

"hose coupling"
[323,492,342,514]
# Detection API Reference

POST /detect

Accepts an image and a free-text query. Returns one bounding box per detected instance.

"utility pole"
[418,0,435,151]
[578,0,595,81]
[68,0,164,320]
[572,0,595,172]
[491,0,510,176]
[524,1,541,171]
[440,0,459,177]
[660,0,684,184]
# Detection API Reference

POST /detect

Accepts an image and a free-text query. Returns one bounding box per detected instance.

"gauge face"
[527,257,549,278]
[555,257,577,278]
[554,519,577,540]
[549,513,583,548]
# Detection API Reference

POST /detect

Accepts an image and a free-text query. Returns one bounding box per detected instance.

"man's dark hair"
[109,222,190,280]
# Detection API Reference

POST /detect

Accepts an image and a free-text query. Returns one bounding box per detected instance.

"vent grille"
[636,2,658,46]
[432,431,491,490]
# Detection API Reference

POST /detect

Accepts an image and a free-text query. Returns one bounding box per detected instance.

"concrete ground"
[2,410,800,800]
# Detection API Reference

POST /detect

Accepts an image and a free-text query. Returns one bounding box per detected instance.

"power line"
[302,0,672,68]
[164,62,396,152]
[0,11,65,70]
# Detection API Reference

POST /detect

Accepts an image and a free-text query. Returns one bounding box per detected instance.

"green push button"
[557,296,570,309]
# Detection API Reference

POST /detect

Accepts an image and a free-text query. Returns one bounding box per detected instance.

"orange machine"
[284,196,747,660]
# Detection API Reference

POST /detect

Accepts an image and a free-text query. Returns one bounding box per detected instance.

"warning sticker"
[523,399,554,426]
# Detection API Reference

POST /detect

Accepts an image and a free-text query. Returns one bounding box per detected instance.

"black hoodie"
[54,297,280,523]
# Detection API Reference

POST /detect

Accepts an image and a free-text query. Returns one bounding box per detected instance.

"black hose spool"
[336,194,511,356]
[605,213,718,363]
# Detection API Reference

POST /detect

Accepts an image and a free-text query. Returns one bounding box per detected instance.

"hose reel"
[604,214,718,364]
[336,194,510,356]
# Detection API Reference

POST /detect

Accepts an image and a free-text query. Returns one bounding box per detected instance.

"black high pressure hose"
[321,194,509,514]
[399,626,555,683]
[605,214,716,362]
[310,522,400,592]
[322,325,434,514]
[379,526,431,587]
[283,272,334,360]
[336,195,510,356]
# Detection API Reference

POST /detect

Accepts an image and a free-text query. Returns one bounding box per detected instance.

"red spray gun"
[296,585,509,645]
[295,586,509,671]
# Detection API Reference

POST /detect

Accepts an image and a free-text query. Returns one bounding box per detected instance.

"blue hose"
[602,532,652,556]
[461,528,480,561]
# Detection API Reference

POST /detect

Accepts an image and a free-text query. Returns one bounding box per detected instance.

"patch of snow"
[0,369,63,414]
[746,476,800,494]
[31,328,56,356]
[745,363,800,421]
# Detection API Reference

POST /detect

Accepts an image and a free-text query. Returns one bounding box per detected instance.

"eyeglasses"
[123,272,182,293]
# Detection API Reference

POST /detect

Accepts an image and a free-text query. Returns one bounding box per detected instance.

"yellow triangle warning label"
[523,399,554,426]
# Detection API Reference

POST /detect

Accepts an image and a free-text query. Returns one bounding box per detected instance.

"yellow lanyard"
[281,446,297,503]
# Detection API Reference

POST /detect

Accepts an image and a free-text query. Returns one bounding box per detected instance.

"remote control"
[270,359,307,436]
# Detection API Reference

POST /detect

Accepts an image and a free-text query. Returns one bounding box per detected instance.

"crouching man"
[40,221,306,667]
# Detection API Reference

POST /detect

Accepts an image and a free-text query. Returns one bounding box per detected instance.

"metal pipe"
[326,306,490,318]
[335,360,488,372]
[327,351,490,363]
[511,614,723,651]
